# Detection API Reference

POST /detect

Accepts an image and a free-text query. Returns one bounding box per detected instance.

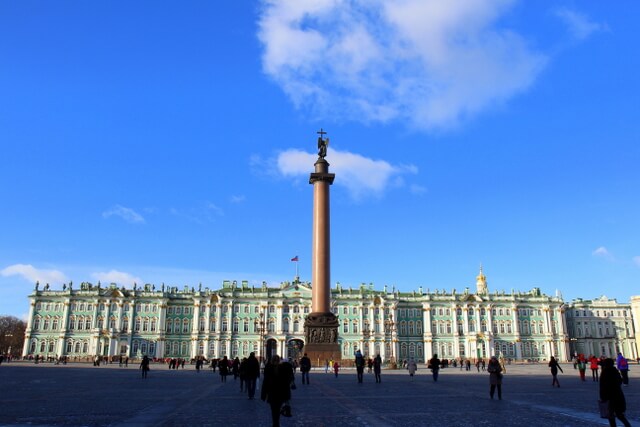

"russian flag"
[291,256,299,262]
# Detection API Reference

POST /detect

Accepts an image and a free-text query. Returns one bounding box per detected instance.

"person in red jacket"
[590,355,600,382]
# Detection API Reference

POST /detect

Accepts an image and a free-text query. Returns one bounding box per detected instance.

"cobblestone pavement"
[0,362,637,426]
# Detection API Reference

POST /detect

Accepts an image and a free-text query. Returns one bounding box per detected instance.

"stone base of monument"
[304,312,341,367]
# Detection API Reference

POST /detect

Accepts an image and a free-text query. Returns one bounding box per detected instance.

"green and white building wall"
[22,268,638,363]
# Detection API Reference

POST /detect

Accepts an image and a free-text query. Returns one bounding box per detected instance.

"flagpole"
[295,259,299,279]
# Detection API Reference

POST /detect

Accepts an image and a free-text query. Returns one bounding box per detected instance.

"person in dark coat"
[140,355,150,379]
[261,355,294,427]
[600,358,631,427]
[487,356,503,400]
[245,352,261,399]
[232,357,240,380]
[219,356,229,382]
[299,353,311,385]
[373,354,382,383]
[355,350,365,383]
[548,356,563,387]
[428,354,441,382]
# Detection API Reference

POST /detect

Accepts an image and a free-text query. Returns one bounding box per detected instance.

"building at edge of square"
[20,267,638,364]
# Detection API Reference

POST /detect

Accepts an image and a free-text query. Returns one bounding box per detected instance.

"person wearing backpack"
[616,353,629,386]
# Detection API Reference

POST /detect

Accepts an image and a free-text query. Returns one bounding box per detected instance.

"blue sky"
[1,1,638,318]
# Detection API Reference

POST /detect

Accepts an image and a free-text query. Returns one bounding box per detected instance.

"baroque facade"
[22,268,638,363]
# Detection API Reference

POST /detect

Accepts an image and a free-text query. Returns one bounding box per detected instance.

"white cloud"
[102,205,145,224]
[257,0,547,130]
[230,195,246,204]
[592,246,613,260]
[91,270,143,286]
[555,8,606,41]
[1,264,68,285]
[277,148,417,200]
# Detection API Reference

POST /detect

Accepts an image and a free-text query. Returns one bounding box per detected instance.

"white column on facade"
[423,304,433,361]
[192,302,201,335]
[543,306,552,336]
[191,338,198,358]
[204,303,211,333]
[216,303,223,333]
[56,300,71,356]
[451,303,460,359]
[487,304,494,335]
[276,304,283,334]
[91,301,99,330]
[105,300,113,330]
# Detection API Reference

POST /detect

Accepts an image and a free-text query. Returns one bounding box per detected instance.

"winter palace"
[22,268,640,364]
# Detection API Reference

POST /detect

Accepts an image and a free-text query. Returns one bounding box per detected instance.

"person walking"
[428,354,441,382]
[600,358,632,427]
[548,356,563,387]
[245,352,261,400]
[232,357,240,380]
[616,353,629,386]
[373,354,382,383]
[487,356,503,400]
[219,356,229,382]
[407,358,417,380]
[140,355,150,379]
[355,350,365,383]
[590,355,600,382]
[261,355,294,427]
[333,360,340,377]
[299,353,311,385]
[577,355,587,381]
[325,359,329,374]
[239,357,247,392]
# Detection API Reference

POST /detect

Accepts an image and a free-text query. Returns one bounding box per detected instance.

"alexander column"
[304,129,340,365]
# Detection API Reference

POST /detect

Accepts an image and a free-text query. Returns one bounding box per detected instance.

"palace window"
[135,318,141,332]
[233,319,239,333]
[182,319,190,333]
[293,320,300,333]
[151,318,157,332]
[243,320,249,333]
[52,318,59,330]
[142,318,149,332]
[199,318,206,332]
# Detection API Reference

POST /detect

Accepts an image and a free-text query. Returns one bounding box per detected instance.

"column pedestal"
[304,312,340,367]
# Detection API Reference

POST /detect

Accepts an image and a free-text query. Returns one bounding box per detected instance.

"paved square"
[0,362,637,426]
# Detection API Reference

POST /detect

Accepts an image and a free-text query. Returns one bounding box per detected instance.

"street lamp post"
[362,327,371,357]
[385,313,396,367]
